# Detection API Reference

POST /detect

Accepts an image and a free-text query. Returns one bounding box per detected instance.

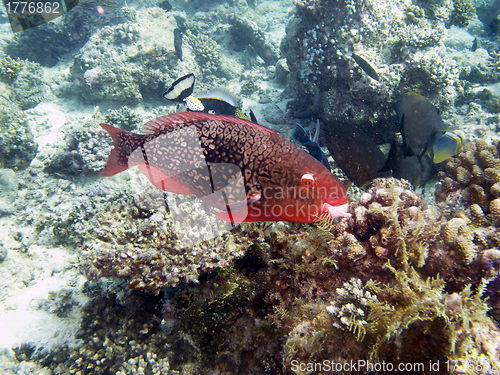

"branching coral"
[0,56,24,83]
[185,30,221,76]
[449,0,476,28]
[326,278,378,340]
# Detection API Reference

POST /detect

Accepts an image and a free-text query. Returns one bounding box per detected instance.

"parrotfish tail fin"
[100,124,138,177]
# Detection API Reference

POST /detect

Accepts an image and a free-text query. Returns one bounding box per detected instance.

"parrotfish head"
[262,153,348,223]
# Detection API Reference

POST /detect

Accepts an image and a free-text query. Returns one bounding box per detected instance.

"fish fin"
[197,88,238,107]
[379,139,400,173]
[234,108,251,121]
[163,73,195,102]
[100,124,130,177]
[137,164,193,194]
[292,123,311,144]
[214,211,247,223]
[249,109,258,123]
[312,119,320,143]
[304,141,325,164]
[144,112,277,135]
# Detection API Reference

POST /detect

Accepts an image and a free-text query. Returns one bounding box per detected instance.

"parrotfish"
[100,112,348,223]
[164,73,257,122]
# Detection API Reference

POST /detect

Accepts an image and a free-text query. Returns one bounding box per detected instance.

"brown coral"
[442,218,477,265]
[317,178,443,268]
[437,139,500,213]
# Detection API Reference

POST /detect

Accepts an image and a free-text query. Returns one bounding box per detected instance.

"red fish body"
[100,112,347,223]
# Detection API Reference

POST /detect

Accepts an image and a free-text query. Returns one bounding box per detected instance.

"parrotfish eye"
[301,173,315,187]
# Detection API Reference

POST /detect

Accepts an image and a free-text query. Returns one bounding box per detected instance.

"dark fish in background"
[173,28,183,60]
[395,92,462,163]
[163,73,257,122]
[396,92,447,160]
[321,116,387,186]
[291,87,386,187]
[100,112,348,223]
[352,53,380,81]
[159,0,172,11]
[292,120,331,171]
[381,92,464,186]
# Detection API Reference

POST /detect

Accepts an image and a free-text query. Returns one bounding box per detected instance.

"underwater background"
[1,0,500,373]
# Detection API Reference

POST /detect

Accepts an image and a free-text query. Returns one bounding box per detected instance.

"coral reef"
[0,82,37,170]
[449,0,476,28]
[436,139,500,213]
[2,0,128,67]
[185,30,221,76]
[104,106,143,132]
[326,278,378,340]
[281,0,459,142]
[80,188,251,290]
[317,178,443,268]
[68,290,173,374]
[227,14,278,65]
[6,173,500,373]
[42,117,112,175]
[0,56,46,109]
[70,8,179,104]
[0,56,24,84]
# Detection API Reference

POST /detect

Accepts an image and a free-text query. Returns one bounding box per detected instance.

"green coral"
[185,30,221,75]
[0,82,37,169]
[365,262,492,359]
[0,56,24,84]
[104,106,142,132]
[450,0,476,28]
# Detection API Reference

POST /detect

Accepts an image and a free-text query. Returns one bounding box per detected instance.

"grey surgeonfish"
[395,92,447,161]
[395,92,463,164]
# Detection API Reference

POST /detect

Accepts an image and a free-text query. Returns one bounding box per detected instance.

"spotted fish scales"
[100,112,347,223]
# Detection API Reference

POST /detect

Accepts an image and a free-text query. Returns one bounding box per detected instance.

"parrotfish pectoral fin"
[100,124,130,177]
[137,164,193,195]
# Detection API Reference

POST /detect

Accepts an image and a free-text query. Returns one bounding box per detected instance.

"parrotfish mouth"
[322,202,348,220]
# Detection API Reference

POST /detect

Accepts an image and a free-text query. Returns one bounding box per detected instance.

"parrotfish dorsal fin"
[142,112,277,135]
